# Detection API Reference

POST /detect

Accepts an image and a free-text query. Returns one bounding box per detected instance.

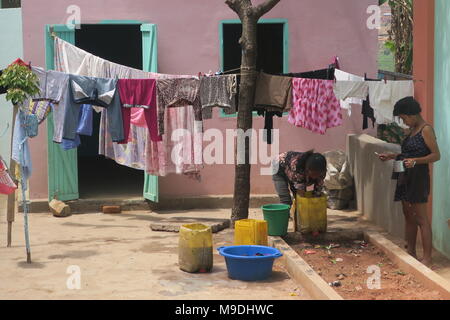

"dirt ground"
[0,200,310,300]
[289,239,443,300]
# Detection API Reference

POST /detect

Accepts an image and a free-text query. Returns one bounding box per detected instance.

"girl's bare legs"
[402,201,418,259]
[412,203,433,267]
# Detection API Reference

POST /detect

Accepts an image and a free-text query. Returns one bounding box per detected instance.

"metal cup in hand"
[393,160,405,173]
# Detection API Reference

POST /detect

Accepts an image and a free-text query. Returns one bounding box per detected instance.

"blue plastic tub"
[217,245,283,281]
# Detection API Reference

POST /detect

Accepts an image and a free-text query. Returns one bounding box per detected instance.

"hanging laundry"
[254,72,293,112]
[333,80,369,118]
[362,95,376,130]
[283,67,335,80]
[55,36,202,177]
[146,105,203,179]
[28,68,71,143]
[0,155,17,195]
[11,111,33,187]
[361,76,378,130]
[256,110,283,144]
[61,134,81,151]
[367,80,414,126]
[288,78,342,135]
[27,100,53,124]
[117,79,161,143]
[334,69,365,116]
[200,75,237,119]
[156,78,202,136]
[62,75,124,142]
[16,67,69,133]
[61,104,93,150]
[254,72,292,145]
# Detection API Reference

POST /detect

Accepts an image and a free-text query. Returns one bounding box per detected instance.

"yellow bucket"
[234,219,268,246]
[296,192,327,234]
[178,223,213,273]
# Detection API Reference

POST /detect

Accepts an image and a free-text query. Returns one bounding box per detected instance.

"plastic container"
[296,191,327,234]
[234,219,268,246]
[261,204,290,236]
[217,245,283,281]
[178,223,213,273]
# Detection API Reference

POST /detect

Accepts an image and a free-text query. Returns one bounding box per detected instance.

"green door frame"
[45,21,159,202]
[45,24,78,202]
[218,18,289,118]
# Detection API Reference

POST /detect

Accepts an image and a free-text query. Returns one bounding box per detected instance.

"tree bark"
[226,0,281,226]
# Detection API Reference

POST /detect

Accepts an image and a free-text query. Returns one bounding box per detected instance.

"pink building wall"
[21,0,378,199]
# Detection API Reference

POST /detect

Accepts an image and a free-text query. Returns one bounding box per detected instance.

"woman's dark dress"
[393,125,432,204]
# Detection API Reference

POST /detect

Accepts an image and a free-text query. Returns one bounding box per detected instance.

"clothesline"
[5,36,415,186]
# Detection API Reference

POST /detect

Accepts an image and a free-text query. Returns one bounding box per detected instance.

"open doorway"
[75,24,144,199]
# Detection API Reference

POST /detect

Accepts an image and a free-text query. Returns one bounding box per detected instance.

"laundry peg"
[383,74,387,84]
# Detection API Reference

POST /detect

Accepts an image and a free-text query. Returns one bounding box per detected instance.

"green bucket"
[261,204,290,236]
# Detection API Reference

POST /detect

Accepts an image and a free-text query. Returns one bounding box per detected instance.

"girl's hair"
[296,150,327,173]
[393,96,422,116]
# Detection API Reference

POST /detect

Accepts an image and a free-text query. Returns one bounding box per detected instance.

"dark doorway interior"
[75,24,144,199]
[223,23,284,74]
[1,0,21,8]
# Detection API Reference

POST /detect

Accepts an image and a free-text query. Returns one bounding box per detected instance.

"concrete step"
[19,195,280,213]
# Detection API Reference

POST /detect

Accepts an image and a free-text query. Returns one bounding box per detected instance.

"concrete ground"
[0,196,309,300]
[1,194,449,299]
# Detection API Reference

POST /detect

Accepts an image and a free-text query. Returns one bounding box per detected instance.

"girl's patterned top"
[277,151,325,196]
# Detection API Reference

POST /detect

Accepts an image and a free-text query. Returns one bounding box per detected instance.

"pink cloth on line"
[288,78,342,135]
[118,79,162,143]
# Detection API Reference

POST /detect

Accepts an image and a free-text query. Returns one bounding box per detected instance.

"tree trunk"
[231,13,257,225]
[225,0,281,226]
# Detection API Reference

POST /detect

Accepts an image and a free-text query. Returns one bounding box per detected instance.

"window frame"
[218,18,289,118]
